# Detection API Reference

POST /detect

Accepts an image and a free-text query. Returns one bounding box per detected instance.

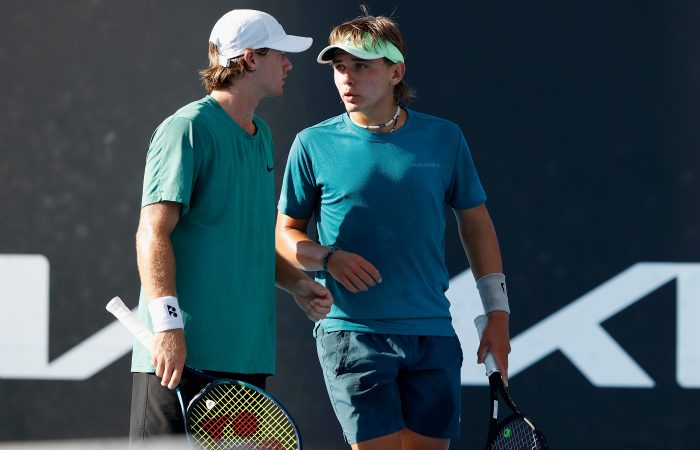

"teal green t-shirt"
[278,109,487,336]
[131,96,276,374]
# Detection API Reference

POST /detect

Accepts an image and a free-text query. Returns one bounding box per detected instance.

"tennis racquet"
[474,315,549,450]
[107,296,302,450]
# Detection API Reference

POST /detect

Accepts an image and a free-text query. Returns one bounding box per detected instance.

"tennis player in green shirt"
[128,9,332,445]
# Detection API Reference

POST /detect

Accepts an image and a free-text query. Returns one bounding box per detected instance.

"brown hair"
[199,44,270,92]
[328,6,416,105]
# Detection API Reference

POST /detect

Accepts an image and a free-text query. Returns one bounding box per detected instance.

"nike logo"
[501,282,506,294]
[266,165,273,172]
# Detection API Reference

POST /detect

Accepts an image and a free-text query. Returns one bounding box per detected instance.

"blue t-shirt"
[278,109,486,336]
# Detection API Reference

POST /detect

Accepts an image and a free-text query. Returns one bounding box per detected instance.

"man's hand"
[326,249,382,293]
[292,278,333,321]
[477,310,511,385]
[152,328,187,390]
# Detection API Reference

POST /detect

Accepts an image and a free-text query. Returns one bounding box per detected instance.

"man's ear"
[390,62,406,86]
[243,49,257,70]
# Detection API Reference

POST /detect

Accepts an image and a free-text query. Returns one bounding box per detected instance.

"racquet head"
[186,379,301,450]
[486,371,548,450]
[488,413,548,450]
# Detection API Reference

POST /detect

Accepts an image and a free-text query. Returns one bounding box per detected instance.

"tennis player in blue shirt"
[276,9,511,450]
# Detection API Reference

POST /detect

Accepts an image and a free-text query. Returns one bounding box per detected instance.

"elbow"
[275,227,292,260]
[135,221,165,256]
[135,224,151,257]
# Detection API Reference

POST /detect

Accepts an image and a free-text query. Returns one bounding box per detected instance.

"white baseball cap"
[209,9,313,67]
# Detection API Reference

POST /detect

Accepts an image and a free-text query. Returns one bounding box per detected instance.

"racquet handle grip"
[106,296,155,352]
[474,314,499,376]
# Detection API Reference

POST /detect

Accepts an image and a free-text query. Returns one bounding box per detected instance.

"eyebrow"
[332,57,372,64]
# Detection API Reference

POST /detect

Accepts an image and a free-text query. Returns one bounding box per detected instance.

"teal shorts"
[315,326,463,444]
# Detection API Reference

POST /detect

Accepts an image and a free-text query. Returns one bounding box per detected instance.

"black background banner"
[1,1,698,449]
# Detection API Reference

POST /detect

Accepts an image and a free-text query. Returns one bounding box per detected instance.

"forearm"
[462,226,502,279]
[275,252,310,292]
[136,227,177,300]
[276,222,332,271]
[456,207,503,279]
[455,205,511,315]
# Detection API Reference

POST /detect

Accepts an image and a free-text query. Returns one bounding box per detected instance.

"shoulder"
[154,98,214,133]
[171,97,217,120]
[406,109,462,135]
[152,115,192,142]
[150,98,226,152]
[297,114,346,142]
[165,96,228,128]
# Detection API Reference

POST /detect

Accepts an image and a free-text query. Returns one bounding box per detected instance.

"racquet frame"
[475,314,549,450]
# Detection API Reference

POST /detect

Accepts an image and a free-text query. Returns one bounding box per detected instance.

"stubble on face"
[258,51,292,98]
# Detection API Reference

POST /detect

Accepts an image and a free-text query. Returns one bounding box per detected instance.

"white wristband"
[476,273,510,314]
[147,296,184,332]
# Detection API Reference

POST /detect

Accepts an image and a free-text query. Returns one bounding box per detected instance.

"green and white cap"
[317,33,404,64]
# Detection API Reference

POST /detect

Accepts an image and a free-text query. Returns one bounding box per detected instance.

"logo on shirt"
[411,162,441,168]
[266,165,274,172]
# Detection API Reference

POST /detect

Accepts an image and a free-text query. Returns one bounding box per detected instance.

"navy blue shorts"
[316,327,463,444]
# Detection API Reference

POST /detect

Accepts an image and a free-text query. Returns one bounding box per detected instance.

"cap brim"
[267,35,313,53]
[316,44,384,64]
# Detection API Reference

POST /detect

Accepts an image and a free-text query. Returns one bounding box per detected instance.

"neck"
[348,104,401,133]
[210,85,260,135]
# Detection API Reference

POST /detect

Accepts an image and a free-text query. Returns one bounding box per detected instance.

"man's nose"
[341,71,354,85]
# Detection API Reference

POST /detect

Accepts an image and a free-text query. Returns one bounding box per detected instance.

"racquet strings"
[490,417,546,450]
[188,382,298,450]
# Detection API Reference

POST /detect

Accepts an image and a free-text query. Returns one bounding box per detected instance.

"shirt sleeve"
[141,117,197,215]
[445,126,487,210]
[278,134,318,219]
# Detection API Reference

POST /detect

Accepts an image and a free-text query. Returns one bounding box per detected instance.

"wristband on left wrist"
[476,273,510,314]
[322,246,338,271]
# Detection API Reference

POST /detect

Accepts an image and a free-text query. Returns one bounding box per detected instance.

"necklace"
[349,106,401,130]
[389,114,399,133]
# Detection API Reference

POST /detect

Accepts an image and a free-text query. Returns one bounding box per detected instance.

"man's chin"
[342,102,361,112]
[266,88,284,98]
